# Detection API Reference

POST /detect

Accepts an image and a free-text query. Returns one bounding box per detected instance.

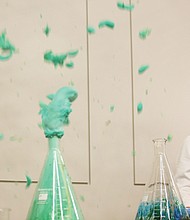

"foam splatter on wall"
[98,20,115,29]
[0,31,15,61]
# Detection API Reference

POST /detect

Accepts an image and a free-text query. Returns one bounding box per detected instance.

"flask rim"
[152,138,167,143]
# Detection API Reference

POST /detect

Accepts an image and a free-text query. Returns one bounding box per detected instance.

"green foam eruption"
[39,87,78,138]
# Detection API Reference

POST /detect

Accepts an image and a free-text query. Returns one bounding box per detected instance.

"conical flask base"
[26,137,84,220]
[135,138,190,220]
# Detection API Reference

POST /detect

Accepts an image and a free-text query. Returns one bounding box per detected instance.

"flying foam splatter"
[0,133,4,140]
[25,175,32,188]
[39,87,78,138]
[66,61,74,68]
[137,102,143,113]
[167,134,173,142]
[117,2,134,11]
[87,26,96,34]
[44,50,79,68]
[139,28,151,40]
[110,105,115,112]
[67,49,79,57]
[138,65,149,74]
[98,20,115,29]
[44,51,67,67]
[0,32,15,61]
[80,195,85,202]
[43,25,51,36]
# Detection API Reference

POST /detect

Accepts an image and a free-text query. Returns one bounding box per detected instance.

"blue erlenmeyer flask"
[135,138,190,220]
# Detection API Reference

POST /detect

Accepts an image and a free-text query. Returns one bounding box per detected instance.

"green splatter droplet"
[99,20,115,29]
[110,105,115,112]
[0,133,4,140]
[87,26,96,34]
[0,32,15,61]
[44,51,67,67]
[117,2,134,11]
[25,175,32,188]
[80,195,85,202]
[132,149,136,157]
[66,61,74,68]
[167,134,172,142]
[43,25,50,36]
[138,65,149,74]
[67,50,79,57]
[139,28,151,40]
[137,102,143,113]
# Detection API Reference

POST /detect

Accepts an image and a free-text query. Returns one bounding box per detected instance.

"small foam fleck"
[137,102,143,113]
[87,26,96,34]
[43,25,51,36]
[99,20,115,29]
[25,175,32,188]
[167,134,172,142]
[139,28,151,40]
[66,61,74,68]
[131,149,136,157]
[117,2,134,11]
[80,195,85,202]
[0,133,4,140]
[0,31,16,61]
[138,65,149,74]
[110,105,115,112]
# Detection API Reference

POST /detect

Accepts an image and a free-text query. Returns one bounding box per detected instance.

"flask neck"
[153,138,167,155]
[48,136,60,150]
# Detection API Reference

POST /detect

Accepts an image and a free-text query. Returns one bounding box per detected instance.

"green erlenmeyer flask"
[135,138,190,220]
[26,86,84,220]
[26,137,84,220]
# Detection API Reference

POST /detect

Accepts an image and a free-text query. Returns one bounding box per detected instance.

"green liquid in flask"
[27,137,84,220]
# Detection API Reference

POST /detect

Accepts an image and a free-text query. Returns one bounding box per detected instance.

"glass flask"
[26,136,84,220]
[135,138,190,220]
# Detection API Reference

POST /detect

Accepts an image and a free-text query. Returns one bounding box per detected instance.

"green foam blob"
[80,195,85,202]
[137,102,143,113]
[110,105,115,112]
[44,51,67,67]
[43,25,50,36]
[0,133,4,140]
[117,2,134,11]
[167,134,173,142]
[25,175,32,188]
[98,20,115,29]
[0,32,15,61]
[87,26,96,34]
[67,50,79,57]
[139,28,151,40]
[44,50,78,67]
[138,65,149,74]
[66,61,74,68]
[39,87,78,138]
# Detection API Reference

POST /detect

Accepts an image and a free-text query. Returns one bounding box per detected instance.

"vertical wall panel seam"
[85,0,92,185]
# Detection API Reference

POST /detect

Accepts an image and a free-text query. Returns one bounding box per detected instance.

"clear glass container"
[26,136,84,220]
[135,138,190,220]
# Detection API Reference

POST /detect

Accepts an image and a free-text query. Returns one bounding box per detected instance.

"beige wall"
[0,0,190,219]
